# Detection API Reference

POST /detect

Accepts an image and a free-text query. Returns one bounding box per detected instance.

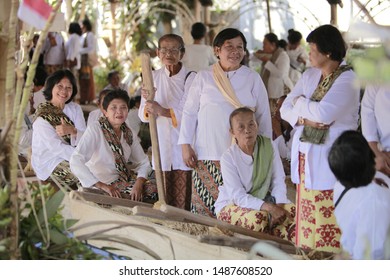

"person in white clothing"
[181,22,217,72]
[79,18,97,104]
[179,28,272,217]
[361,84,390,176]
[286,29,309,86]
[32,70,86,189]
[328,130,390,260]
[71,90,156,201]
[215,107,295,241]
[86,89,110,126]
[103,70,128,91]
[255,33,293,118]
[64,22,82,77]
[280,24,361,253]
[139,34,195,210]
[41,32,65,75]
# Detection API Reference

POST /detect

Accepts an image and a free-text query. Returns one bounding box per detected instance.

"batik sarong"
[218,204,296,242]
[295,152,341,253]
[191,160,223,217]
[163,170,192,210]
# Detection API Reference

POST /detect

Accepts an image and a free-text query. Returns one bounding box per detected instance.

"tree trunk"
[110,1,117,59]
[6,0,19,260]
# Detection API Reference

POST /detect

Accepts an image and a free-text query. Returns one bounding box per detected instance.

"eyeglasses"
[56,84,72,93]
[221,45,244,52]
[158,47,182,55]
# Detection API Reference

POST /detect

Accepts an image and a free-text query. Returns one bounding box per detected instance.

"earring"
[326,54,330,58]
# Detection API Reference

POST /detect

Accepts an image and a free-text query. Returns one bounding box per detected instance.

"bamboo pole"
[6,0,63,260]
[5,0,18,124]
[5,0,20,260]
[140,51,166,205]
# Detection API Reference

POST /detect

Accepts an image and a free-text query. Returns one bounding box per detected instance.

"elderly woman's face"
[157,38,183,67]
[51,77,73,106]
[103,98,129,128]
[215,36,245,68]
[230,111,258,148]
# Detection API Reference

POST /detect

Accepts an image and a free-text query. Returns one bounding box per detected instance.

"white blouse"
[280,62,360,190]
[70,122,151,188]
[263,49,294,98]
[181,44,218,72]
[215,142,290,214]
[65,33,81,69]
[139,66,195,171]
[361,84,390,151]
[32,102,86,180]
[178,65,272,161]
[334,171,390,259]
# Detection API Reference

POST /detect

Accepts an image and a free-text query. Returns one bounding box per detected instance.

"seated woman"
[32,69,86,189]
[215,107,295,241]
[328,130,390,260]
[86,89,110,126]
[70,89,156,201]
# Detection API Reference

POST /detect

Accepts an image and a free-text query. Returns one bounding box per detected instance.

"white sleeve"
[80,32,96,54]
[178,74,201,145]
[361,84,379,143]
[293,71,358,124]
[68,104,86,146]
[253,73,272,138]
[221,151,263,210]
[33,118,75,162]
[171,71,197,128]
[128,134,151,179]
[269,142,290,204]
[70,126,100,187]
[280,77,303,127]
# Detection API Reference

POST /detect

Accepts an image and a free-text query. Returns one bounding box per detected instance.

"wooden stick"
[157,204,293,246]
[198,235,298,255]
[132,205,178,220]
[140,51,166,205]
[70,190,153,209]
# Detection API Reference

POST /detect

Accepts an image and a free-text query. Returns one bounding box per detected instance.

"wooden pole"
[140,51,166,205]
[266,0,272,33]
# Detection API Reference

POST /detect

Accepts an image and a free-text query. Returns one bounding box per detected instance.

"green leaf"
[36,190,64,226]
[64,219,79,230]
[0,217,12,227]
[0,186,10,208]
[49,228,68,245]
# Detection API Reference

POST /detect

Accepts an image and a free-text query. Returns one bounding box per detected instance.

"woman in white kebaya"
[71,89,155,201]
[215,107,295,241]
[32,69,86,189]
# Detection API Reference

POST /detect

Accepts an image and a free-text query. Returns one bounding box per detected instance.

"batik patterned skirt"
[218,204,296,242]
[163,170,192,210]
[191,160,223,217]
[295,152,341,253]
[51,160,80,190]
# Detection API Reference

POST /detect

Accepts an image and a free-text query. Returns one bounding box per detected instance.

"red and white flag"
[17,0,53,30]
